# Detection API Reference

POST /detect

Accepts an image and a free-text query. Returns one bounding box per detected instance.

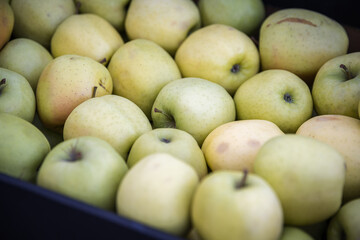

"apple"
[279,226,314,240]
[107,39,181,119]
[296,114,360,202]
[0,113,50,182]
[51,13,124,65]
[312,52,360,118]
[175,24,260,96]
[0,0,14,50]
[0,38,53,91]
[0,68,36,122]
[63,95,152,159]
[202,119,284,172]
[127,128,208,179]
[259,8,349,86]
[234,69,313,133]
[37,136,128,211]
[191,170,283,240]
[125,0,201,56]
[116,153,199,236]
[151,77,236,146]
[36,54,113,133]
[254,134,346,226]
[327,198,360,240]
[198,0,265,36]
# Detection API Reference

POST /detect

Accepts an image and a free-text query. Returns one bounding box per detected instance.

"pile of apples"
[1,0,360,239]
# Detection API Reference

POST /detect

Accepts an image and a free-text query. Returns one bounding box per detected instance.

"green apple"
[0,68,36,122]
[0,0,14,50]
[108,39,181,119]
[63,95,152,159]
[37,136,128,211]
[198,0,265,36]
[151,77,236,146]
[51,13,124,65]
[191,170,283,240]
[234,69,313,133]
[36,54,113,133]
[175,24,260,96]
[127,128,208,179]
[0,38,53,91]
[116,153,199,236]
[254,134,346,226]
[11,0,76,49]
[259,8,348,86]
[0,113,50,182]
[202,119,284,172]
[296,114,360,202]
[327,198,360,240]
[125,0,201,56]
[279,226,314,240]
[312,52,360,118]
[74,0,130,32]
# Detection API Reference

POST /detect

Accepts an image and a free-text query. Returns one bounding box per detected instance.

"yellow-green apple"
[191,170,283,240]
[202,119,284,172]
[175,24,260,96]
[151,77,236,146]
[37,136,128,211]
[296,114,360,202]
[254,134,346,226]
[10,0,76,49]
[51,13,124,65]
[198,0,265,36]
[32,112,63,149]
[63,95,152,159]
[312,52,360,118]
[259,8,348,86]
[234,69,313,133]
[116,153,199,236]
[74,0,130,32]
[0,38,53,91]
[0,68,36,122]
[279,226,314,240]
[0,113,50,182]
[327,198,360,240]
[36,54,113,133]
[125,0,201,56]
[108,39,181,119]
[127,128,208,179]
[0,0,14,50]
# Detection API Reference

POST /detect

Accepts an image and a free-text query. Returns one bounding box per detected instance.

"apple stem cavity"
[92,86,98,98]
[230,64,241,74]
[0,78,6,94]
[283,93,293,103]
[340,64,353,80]
[235,169,249,189]
[160,138,171,143]
[66,144,83,162]
[154,108,176,128]
[99,58,107,64]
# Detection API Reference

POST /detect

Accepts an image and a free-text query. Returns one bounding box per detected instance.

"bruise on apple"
[216,142,229,153]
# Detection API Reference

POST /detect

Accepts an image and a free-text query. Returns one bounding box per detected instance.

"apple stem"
[92,86,98,98]
[340,64,353,80]
[0,78,6,94]
[66,142,83,162]
[99,58,107,64]
[153,108,176,128]
[235,169,249,189]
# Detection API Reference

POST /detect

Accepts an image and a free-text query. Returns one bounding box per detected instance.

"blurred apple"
[37,136,128,211]
[191,170,283,240]
[259,8,348,86]
[116,153,199,236]
[175,24,260,95]
[254,134,346,226]
[0,0,14,50]
[202,119,284,172]
[0,113,50,182]
[0,68,35,122]
[312,52,360,118]
[279,226,314,240]
[151,77,236,146]
[234,69,313,133]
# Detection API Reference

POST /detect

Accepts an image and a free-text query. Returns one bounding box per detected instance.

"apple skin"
[259,8,348,86]
[327,198,360,240]
[37,136,128,211]
[312,52,360,119]
[127,128,208,179]
[202,119,284,172]
[0,68,36,122]
[0,0,14,50]
[175,24,260,96]
[254,134,346,226]
[279,226,314,240]
[0,113,50,182]
[234,69,313,133]
[191,170,283,240]
[296,114,360,203]
[151,77,236,146]
[116,153,199,236]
